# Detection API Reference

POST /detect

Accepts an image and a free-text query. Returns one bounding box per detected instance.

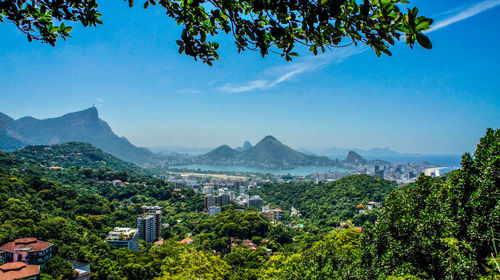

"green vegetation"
[0,0,432,64]
[251,174,395,228]
[0,129,498,279]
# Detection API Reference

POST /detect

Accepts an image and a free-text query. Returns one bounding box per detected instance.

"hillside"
[251,174,396,226]
[198,135,339,168]
[12,142,141,173]
[0,107,157,165]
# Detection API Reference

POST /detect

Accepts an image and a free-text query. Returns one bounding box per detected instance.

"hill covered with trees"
[0,129,498,279]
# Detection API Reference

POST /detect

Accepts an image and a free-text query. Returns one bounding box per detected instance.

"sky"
[1,0,499,154]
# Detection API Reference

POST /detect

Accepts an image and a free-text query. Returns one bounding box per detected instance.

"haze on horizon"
[1,0,499,155]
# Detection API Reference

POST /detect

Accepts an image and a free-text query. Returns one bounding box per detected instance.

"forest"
[0,129,498,279]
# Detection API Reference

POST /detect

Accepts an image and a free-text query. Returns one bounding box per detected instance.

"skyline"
[1,0,499,154]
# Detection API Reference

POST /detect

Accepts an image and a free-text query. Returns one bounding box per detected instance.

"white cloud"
[218,47,366,93]
[428,0,500,33]
[216,1,500,93]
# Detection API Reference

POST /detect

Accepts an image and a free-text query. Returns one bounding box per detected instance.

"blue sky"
[1,0,499,154]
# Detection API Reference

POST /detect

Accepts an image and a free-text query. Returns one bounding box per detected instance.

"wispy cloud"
[218,47,366,93]
[428,0,500,33]
[216,1,499,93]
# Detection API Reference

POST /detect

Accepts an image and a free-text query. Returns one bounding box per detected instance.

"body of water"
[169,164,348,176]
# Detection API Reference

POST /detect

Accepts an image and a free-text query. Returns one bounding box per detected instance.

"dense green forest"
[250,174,395,229]
[0,129,499,279]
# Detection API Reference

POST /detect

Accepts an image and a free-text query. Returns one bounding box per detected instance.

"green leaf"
[416,33,432,49]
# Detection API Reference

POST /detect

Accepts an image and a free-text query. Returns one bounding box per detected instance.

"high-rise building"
[219,193,230,206]
[137,214,156,242]
[374,166,385,179]
[141,206,162,240]
[204,194,216,209]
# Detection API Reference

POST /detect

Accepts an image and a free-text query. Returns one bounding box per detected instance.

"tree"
[0,0,432,64]
[41,256,78,280]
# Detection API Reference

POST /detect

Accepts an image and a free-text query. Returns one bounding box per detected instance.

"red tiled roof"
[0,262,40,280]
[0,238,53,253]
[177,238,193,244]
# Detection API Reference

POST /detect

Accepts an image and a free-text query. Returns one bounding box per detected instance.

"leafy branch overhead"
[1,0,433,64]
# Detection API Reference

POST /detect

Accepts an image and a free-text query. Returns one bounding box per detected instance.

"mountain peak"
[345,151,366,165]
[74,107,98,118]
[260,135,280,143]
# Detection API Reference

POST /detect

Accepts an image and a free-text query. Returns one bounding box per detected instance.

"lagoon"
[169,164,348,176]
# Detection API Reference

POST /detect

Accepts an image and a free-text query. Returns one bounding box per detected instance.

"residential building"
[0,238,53,265]
[204,194,216,209]
[141,206,162,240]
[219,193,230,206]
[0,262,40,280]
[137,214,156,242]
[208,206,221,216]
[104,227,139,252]
[249,195,263,208]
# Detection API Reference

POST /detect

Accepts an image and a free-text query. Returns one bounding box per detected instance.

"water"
[329,154,463,167]
[169,164,348,176]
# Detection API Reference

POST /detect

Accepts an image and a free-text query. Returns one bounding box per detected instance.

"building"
[249,195,263,208]
[137,214,156,242]
[219,193,230,206]
[0,238,53,265]
[208,206,221,216]
[104,227,139,252]
[0,262,40,280]
[141,206,162,240]
[204,194,217,209]
[374,166,385,179]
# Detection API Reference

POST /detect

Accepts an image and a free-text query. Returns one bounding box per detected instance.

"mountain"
[343,150,390,166]
[344,151,367,165]
[0,107,156,165]
[311,146,402,158]
[203,145,240,160]
[235,141,253,151]
[198,135,339,168]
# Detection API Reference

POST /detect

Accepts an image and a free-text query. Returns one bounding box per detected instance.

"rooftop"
[105,227,137,241]
[0,262,40,280]
[0,238,53,253]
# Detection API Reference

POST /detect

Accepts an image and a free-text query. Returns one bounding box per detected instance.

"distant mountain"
[198,135,339,168]
[343,150,389,166]
[0,107,156,165]
[344,151,367,165]
[312,147,402,158]
[204,145,241,160]
[235,141,253,151]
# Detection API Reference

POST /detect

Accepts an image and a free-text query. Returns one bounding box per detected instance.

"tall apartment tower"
[137,214,155,242]
[141,206,162,241]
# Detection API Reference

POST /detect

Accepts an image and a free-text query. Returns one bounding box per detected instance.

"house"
[177,238,193,245]
[0,262,40,280]
[112,180,124,186]
[0,238,53,265]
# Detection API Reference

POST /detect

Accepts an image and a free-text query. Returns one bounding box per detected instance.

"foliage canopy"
[1,0,433,64]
